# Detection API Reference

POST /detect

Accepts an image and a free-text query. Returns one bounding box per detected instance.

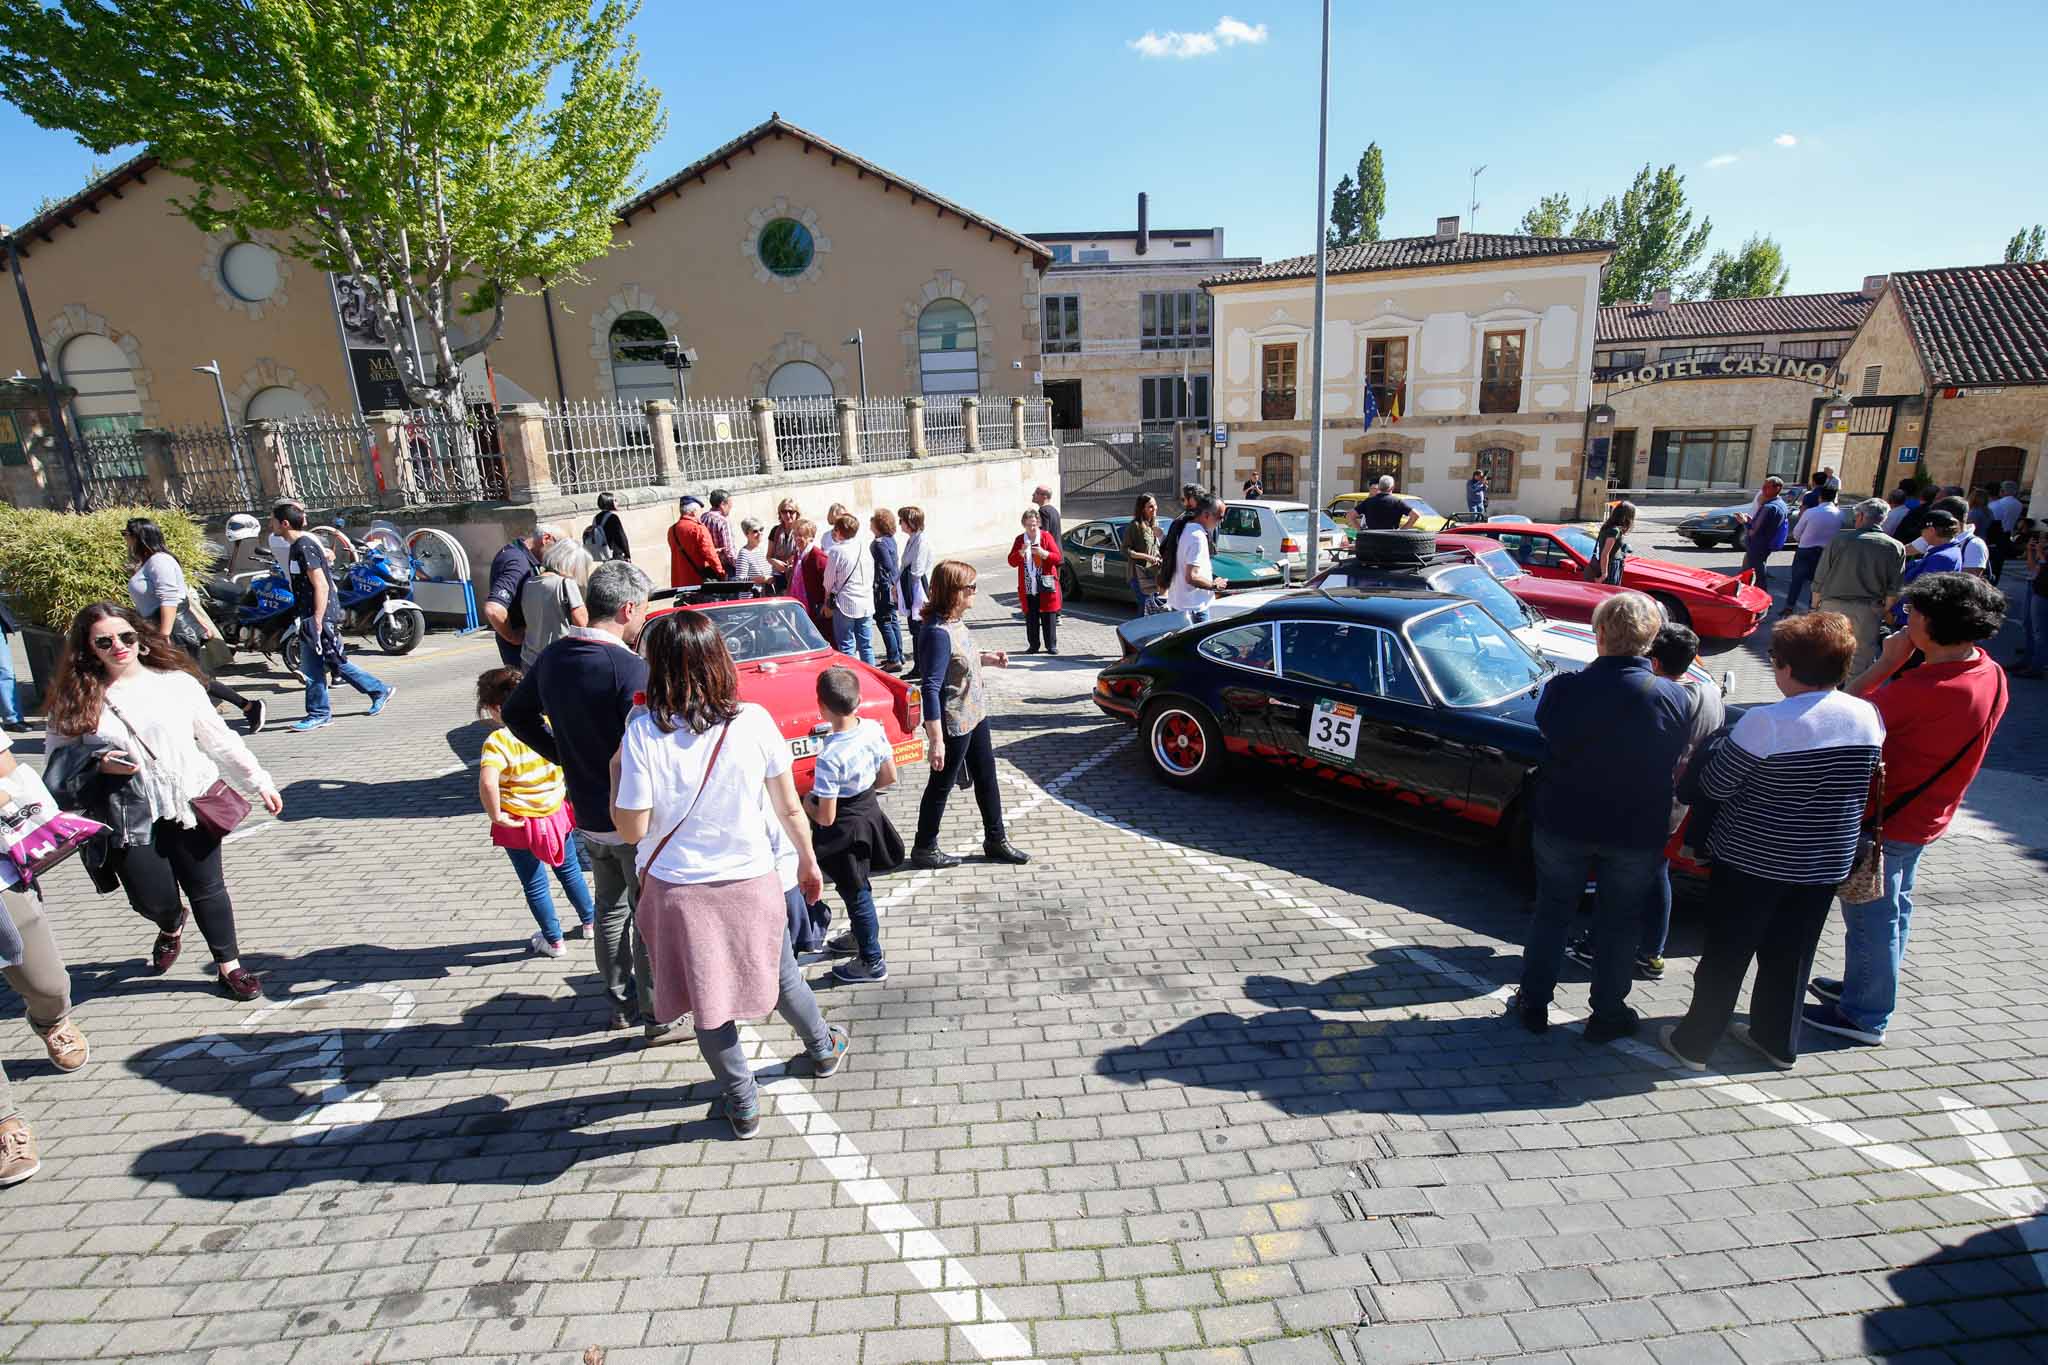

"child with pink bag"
[476,667,596,957]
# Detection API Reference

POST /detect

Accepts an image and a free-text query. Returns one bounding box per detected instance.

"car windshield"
[1475,547,1524,582]
[1434,564,1538,631]
[701,600,830,661]
[1405,602,1549,706]
[1556,526,1599,560]
[1279,509,1341,535]
[1403,498,1441,518]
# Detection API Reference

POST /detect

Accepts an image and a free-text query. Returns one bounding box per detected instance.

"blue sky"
[2,0,2043,296]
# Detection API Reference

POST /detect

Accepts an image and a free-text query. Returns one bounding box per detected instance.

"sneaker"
[368,687,396,717]
[830,958,889,985]
[1658,1023,1707,1072]
[1806,977,1844,1004]
[1635,955,1666,982]
[1802,1001,1884,1046]
[219,966,264,1001]
[1582,1008,1641,1045]
[643,1017,693,1048]
[606,1004,634,1032]
[1730,1022,1795,1070]
[1509,990,1548,1035]
[822,931,858,957]
[1563,934,1595,970]
[0,1118,39,1187]
[40,1020,88,1074]
[812,1024,852,1078]
[290,716,332,733]
[243,699,268,735]
[528,931,564,959]
[727,1103,762,1140]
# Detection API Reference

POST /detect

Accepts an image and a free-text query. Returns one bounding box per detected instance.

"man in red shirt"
[666,495,721,590]
[1806,573,2009,1045]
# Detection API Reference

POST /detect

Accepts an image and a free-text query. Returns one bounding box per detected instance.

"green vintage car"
[1058,516,1287,604]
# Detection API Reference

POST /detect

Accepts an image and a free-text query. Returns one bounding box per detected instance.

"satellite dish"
[405,527,471,582]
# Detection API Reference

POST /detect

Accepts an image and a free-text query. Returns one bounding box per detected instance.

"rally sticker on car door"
[1308,698,1360,760]
[1090,553,1106,576]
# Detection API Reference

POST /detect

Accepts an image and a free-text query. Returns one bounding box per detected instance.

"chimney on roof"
[1136,192,1149,256]
[1650,288,1672,313]
[1861,274,1889,299]
[1434,215,1460,242]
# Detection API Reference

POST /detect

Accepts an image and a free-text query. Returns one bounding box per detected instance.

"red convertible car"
[1437,533,1623,626]
[1458,522,1770,639]
[651,590,925,792]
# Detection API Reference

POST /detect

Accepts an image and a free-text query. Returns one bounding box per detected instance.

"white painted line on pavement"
[222,821,274,845]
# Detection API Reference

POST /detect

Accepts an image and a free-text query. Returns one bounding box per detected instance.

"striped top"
[1701,689,1884,884]
[480,726,568,820]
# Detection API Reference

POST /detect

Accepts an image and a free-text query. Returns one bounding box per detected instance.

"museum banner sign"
[1595,355,1840,389]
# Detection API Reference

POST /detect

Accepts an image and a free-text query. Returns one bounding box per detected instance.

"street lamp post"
[195,360,256,507]
[1,225,85,508]
[845,329,867,403]
[1305,0,1332,581]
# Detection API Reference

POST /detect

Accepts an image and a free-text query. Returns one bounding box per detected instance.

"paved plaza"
[1,502,2044,1364]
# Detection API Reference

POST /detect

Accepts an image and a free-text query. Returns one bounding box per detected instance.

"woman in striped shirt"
[1663,612,1883,1073]
[477,667,597,958]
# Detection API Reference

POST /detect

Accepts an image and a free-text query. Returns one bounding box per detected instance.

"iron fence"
[162,424,260,516]
[400,408,505,505]
[777,396,841,472]
[924,396,966,456]
[541,399,658,495]
[857,398,909,461]
[675,398,760,483]
[276,413,376,507]
[1021,396,1051,448]
[77,429,151,509]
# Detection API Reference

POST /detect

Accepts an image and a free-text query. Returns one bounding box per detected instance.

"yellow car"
[1325,491,1453,535]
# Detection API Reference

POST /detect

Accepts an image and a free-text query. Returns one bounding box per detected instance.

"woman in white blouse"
[45,604,282,1000]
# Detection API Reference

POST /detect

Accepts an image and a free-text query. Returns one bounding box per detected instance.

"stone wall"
[1602,376,1828,488]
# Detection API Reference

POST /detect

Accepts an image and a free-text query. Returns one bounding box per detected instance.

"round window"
[756,219,815,277]
[220,242,280,303]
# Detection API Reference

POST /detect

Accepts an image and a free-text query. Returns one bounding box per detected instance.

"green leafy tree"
[0,0,665,421]
[1696,234,1790,299]
[1597,165,1712,304]
[1356,143,1385,243]
[2006,225,2046,263]
[1519,192,1617,239]
[1327,173,1360,249]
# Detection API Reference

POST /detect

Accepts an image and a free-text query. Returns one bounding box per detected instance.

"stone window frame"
[748,333,850,400]
[742,197,832,293]
[41,304,158,428]
[230,359,331,423]
[900,273,995,397]
[199,232,294,320]
[589,287,681,402]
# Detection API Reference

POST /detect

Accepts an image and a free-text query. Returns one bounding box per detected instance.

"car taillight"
[1280,536,1301,554]
[1103,677,1144,699]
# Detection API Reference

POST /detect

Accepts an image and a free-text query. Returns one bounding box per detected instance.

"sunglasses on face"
[92,630,139,652]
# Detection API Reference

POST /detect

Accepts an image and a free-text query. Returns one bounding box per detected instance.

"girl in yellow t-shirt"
[477,668,594,958]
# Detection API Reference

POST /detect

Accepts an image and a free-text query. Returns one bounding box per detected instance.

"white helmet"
[224,513,260,542]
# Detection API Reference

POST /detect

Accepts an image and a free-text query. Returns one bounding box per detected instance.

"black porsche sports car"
[1094,587,1554,840]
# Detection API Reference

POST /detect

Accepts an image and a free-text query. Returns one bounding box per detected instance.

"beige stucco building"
[1203,220,1612,520]
[1593,287,1878,491]
[0,116,1050,474]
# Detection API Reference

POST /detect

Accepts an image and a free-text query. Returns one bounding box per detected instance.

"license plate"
[1308,697,1361,761]
[790,735,820,759]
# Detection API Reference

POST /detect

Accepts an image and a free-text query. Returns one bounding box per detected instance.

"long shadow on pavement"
[1860,1213,2047,1358]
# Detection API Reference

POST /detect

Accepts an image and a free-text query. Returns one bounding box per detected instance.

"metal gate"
[1058,430,1178,520]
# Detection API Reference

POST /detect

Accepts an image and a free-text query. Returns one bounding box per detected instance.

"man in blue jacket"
[1514,591,1690,1042]
[1741,476,1790,591]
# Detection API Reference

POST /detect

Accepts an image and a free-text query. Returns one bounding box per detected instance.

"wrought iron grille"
[857,399,909,460]
[162,424,260,516]
[1021,397,1051,447]
[275,414,375,507]
[923,396,966,456]
[542,400,657,495]
[77,430,151,509]
[401,408,505,505]
[675,398,760,483]
[776,397,841,472]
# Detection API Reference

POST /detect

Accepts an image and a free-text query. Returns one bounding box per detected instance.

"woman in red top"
[793,519,831,637]
[1807,572,2008,1046]
[667,497,722,590]
[1008,508,1063,655]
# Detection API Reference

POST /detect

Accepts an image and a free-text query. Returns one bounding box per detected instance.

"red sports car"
[1436,533,1624,626]
[1458,522,1770,638]
[651,591,925,792]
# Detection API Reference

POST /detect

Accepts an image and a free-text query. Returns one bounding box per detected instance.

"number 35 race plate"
[1309,698,1360,760]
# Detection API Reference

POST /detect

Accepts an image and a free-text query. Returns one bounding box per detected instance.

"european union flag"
[1362,383,1378,434]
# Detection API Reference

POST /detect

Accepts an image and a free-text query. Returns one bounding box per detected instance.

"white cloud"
[1130,15,1268,59]
[1774,133,1798,147]
[1706,153,1740,168]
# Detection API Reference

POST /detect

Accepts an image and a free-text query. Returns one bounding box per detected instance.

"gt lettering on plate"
[1309,698,1360,761]
[1090,552,1107,576]
[790,735,821,759]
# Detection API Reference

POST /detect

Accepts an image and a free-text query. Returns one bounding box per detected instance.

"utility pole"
[1305,0,1332,581]
[845,329,868,403]
[1,226,85,508]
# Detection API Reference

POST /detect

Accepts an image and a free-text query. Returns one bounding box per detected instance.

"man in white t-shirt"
[1780,485,1844,614]
[1165,494,1226,621]
[1989,481,2024,536]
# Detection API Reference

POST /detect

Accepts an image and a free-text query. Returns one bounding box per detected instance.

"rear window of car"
[1278,510,1340,534]
[1476,548,1522,581]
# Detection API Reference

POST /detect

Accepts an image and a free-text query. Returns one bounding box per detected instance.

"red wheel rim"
[1153,711,1205,775]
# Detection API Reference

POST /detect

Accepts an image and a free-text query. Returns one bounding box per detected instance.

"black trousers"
[204,675,252,711]
[113,819,240,963]
[1671,863,1835,1062]
[1023,597,1059,652]
[913,720,1005,849]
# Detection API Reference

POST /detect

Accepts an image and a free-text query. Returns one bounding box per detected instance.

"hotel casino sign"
[1595,354,1841,389]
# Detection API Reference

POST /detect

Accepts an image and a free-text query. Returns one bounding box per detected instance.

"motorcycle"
[279,539,428,673]
[202,517,428,671]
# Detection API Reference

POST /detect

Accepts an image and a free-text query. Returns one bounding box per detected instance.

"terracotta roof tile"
[1596,292,1874,343]
[1203,233,1612,286]
[1888,262,2048,387]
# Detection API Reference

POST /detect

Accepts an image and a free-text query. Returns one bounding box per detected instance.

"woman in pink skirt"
[612,610,850,1138]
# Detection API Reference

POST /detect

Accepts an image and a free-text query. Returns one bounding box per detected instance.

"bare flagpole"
[1305,0,1332,581]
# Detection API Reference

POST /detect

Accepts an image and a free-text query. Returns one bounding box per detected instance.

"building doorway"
[1044,380,1082,434]
[1611,430,1637,486]
[1971,446,2026,492]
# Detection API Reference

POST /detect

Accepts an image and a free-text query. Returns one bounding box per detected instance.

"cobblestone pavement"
[1,510,2043,1364]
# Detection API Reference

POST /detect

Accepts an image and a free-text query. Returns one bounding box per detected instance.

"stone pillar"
[752,398,783,477]
[962,396,981,453]
[135,428,177,505]
[370,410,415,508]
[245,419,294,504]
[1011,396,1028,451]
[905,397,927,458]
[834,398,862,465]
[646,399,682,485]
[498,402,557,503]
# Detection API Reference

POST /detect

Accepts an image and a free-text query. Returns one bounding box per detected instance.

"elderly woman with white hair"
[1513,591,1692,1042]
[518,539,594,668]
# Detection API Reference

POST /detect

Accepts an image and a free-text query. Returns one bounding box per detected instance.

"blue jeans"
[1781,545,1824,612]
[843,882,883,966]
[1521,829,1663,1024]
[876,615,904,667]
[832,612,876,665]
[505,831,597,942]
[300,629,389,721]
[0,628,19,724]
[1643,858,1673,961]
[1836,838,1927,1036]
[2018,590,2048,670]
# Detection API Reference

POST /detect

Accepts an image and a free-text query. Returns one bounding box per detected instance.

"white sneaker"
[528,931,564,958]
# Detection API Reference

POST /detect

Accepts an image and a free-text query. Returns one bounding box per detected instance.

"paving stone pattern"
[0,506,2042,1363]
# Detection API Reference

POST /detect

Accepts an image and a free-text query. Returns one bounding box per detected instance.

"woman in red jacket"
[1008,508,1063,654]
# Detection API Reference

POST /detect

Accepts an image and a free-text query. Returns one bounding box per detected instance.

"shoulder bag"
[102,695,251,839]
[0,760,107,892]
[633,719,732,902]
[1840,670,2006,900]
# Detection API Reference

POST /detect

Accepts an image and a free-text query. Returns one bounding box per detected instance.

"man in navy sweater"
[504,559,683,1044]
[1514,591,1690,1042]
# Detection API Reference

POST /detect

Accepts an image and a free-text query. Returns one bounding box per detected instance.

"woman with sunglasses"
[908,561,1028,869]
[43,604,282,1000]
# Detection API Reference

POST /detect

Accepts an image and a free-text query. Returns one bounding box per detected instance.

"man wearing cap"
[1814,497,1907,670]
[666,495,722,590]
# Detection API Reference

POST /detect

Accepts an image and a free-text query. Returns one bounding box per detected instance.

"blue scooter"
[278,540,428,673]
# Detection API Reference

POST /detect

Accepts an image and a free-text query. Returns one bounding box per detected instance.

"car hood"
[1528,621,1720,692]
[1624,553,1752,593]
[1214,551,1285,580]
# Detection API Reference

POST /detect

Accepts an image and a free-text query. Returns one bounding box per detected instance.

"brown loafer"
[219,967,264,1001]
[40,1020,88,1073]
[151,908,190,974]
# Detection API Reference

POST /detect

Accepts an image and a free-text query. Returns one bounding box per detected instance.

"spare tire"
[1348,528,1438,565]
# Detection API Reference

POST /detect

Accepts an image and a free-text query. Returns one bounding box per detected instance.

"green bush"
[0,505,212,631]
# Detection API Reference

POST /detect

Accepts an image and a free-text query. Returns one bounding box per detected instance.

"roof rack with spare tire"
[1345,528,1439,566]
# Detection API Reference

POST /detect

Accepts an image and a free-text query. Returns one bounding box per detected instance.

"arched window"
[918,299,978,396]
[767,361,833,400]
[609,312,672,406]
[1259,451,1297,497]
[1358,449,1404,487]
[58,333,142,436]
[1971,446,2026,492]
[1475,446,1517,496]
[245,386,314,422]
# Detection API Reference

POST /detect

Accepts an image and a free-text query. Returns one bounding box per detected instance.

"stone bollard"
[646,399,682,485]
[905,397,927,458]
[498,403,557,504]
[752,398,783,477]
[961,396,981,453]
[834,398,862,465]
[1011,396,1028,451]
[245,419,297,505]
[134,428,177,506]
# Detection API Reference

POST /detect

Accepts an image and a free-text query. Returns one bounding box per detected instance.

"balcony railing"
[1261,388,1296,421]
